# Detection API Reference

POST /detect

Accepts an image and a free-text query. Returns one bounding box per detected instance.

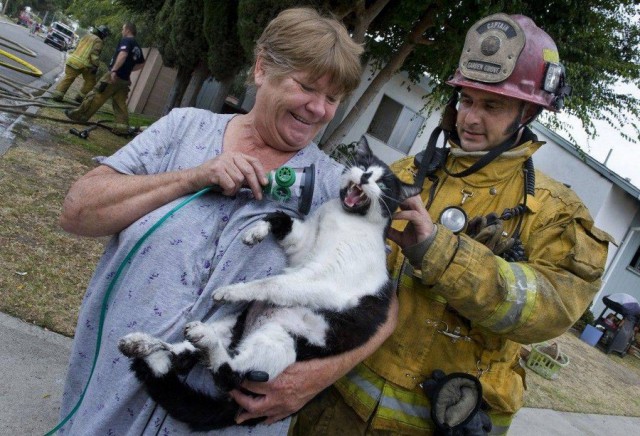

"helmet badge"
[460,14,526,83]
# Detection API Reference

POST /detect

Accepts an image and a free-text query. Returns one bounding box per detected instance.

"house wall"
[127,48,176,118]
[329,65,440,163]
[592,206,640,316]
[532,127,612,217]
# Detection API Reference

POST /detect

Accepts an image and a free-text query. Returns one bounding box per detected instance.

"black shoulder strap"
[444,127,538,178]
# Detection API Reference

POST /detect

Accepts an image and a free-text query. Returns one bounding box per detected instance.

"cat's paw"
[242,221,270,246]
[212,284,245,303]
[184,321,215,348]
[118,332,168,358]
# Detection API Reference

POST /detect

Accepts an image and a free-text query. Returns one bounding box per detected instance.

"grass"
[522,329,640,416]
[1,99,640,416]
[0,102,157,335]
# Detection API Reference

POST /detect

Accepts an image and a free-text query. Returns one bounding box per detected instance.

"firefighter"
[51,25,110,103]
[65,22,145,135]
[235,13,614,435]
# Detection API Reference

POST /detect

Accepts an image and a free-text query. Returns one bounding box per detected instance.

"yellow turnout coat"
[335,137,612,434]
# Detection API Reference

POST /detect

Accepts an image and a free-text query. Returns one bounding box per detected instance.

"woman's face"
[253,61,342,152]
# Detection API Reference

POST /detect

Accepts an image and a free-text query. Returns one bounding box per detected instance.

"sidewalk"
[1,310,640,435]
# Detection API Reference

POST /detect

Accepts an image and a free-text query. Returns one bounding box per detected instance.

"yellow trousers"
[53,64,97,100]
[66,72,131,130]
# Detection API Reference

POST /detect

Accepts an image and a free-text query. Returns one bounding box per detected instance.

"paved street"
[0,18,64,155]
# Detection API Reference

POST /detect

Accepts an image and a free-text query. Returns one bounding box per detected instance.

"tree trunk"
[163,66,192,115]
[321,7,436,152]
[180,62,208,107]
[204,76,234,113]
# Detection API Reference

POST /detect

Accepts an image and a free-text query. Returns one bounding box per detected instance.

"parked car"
[44,22,75,51]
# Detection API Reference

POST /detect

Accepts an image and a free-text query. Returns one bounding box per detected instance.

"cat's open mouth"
[343,183,370,209]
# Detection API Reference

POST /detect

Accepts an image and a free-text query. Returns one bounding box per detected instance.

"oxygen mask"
[262,164,315,214]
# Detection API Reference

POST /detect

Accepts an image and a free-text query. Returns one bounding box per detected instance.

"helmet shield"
[448,13,569,111]
[459,14,525,83]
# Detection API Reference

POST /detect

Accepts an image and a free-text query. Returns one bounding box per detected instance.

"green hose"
[45,186,212,435]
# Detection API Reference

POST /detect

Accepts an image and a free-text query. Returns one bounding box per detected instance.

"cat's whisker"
[345,155,357,169]
[380,195,393,217]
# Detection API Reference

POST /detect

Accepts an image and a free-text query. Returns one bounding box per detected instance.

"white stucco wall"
[337,65,442,164]
[531,127,612,217]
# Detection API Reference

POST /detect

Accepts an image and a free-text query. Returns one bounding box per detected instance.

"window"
[630,245,640,273]
[367,95,425,154]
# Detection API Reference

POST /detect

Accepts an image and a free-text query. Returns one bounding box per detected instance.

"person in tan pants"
[66,22,144,134]
[51,26,110,103]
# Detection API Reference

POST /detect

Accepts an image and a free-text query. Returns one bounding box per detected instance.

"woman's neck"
[224,115,297,171]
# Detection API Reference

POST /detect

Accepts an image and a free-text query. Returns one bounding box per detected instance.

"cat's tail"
[130,358,253,431]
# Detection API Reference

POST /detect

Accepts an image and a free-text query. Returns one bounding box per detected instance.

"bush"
[573,306,596,331]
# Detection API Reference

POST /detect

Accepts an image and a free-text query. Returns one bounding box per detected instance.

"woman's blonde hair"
[249,7,363,96]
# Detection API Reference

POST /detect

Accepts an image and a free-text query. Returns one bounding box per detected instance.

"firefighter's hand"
[230,359,333,425]
[388,195,435,249]
[466,213,515,255]
[421,370,492,434]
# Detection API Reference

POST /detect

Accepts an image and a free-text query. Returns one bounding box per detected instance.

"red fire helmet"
[446,13,570,111]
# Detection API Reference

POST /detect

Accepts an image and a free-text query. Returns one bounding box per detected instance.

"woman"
[57,8,396,435]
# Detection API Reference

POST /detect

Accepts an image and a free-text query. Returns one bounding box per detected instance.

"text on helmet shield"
[477,20,518,38]
[467,61,502,75]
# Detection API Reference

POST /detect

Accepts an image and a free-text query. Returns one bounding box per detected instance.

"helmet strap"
[443,126,524,178]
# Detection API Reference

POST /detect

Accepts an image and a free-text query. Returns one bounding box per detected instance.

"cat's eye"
[376,181,386,190]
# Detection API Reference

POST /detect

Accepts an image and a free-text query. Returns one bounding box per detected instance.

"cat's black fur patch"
[264,211,293,240]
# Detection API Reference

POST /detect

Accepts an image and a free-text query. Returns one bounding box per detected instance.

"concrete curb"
[0,312,71,434]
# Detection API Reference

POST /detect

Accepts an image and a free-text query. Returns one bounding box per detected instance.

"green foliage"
[204,0,246,81]
[66,0,154,69]
[236,0,306,55]
[152,0,177,67]
[329,140,358,165]
[169,0,207,70]
[573,305,596,331]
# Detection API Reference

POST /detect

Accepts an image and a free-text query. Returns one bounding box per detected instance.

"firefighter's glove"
[420,370,491,435]
[466,213,515,256]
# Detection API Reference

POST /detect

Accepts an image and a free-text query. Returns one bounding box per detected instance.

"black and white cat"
[118,137,421,431]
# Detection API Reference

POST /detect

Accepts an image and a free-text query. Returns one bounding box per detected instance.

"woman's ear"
[254,55,266,87]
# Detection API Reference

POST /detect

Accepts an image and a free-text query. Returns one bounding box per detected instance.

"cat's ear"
[354,136,372,160]
[399,183,422,201]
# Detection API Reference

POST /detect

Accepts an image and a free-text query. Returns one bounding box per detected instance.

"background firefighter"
[66,22,144,134]
[51,25,110,103]
[287,13,613,435]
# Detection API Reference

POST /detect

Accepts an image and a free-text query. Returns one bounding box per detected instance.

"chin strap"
[413,92,458,188]
[415,89,542,184]
[443,126,528,178]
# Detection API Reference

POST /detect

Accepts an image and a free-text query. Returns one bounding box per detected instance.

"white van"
[44,22,75,51]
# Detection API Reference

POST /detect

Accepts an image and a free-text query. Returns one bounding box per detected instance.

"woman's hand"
[387,195,435,249]
[229,359,337,425]
[191,152,268,200]
[228,294,398,424]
